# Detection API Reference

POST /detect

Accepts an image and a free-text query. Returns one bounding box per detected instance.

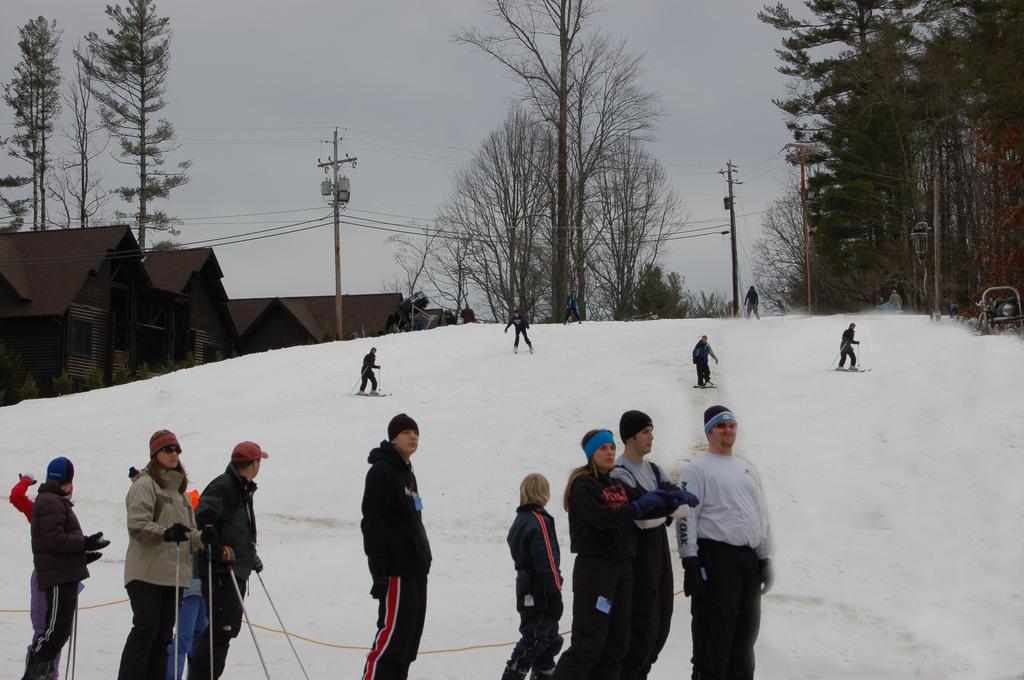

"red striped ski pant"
[362,574,427,680]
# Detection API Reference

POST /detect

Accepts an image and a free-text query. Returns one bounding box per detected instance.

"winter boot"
[501,662,527,680]
[528,343,534,354]
[530,667,555,680]
[22,657,54,680]
[514,347,518,354]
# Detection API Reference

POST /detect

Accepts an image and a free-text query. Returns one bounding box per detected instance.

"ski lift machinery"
[976,286,1024,338]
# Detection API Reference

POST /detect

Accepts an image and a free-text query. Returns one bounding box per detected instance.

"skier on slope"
[743,287,760,320]
[360,347,381,394]
[564,289,582,324]
[692,335,719,387]
[505,310,534,354]
[838,323,859,370]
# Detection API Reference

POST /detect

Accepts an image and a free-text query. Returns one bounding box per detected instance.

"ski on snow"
[353,392,393,397]
[833,367,870,373]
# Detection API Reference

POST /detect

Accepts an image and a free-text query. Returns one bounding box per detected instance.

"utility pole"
[933,175,941,321]
[798,150,813,314]
[720,161,741,317]
[317,128,357,341]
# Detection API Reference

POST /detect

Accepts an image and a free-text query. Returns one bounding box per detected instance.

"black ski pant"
[188,573,245,680]
[564,307,580,323]
[695,358,712,386]
[117,580,180,680]
[361,369,378,391]
[514,327,532,349]
[689,539,761,680]
[551,557,632,680]
[508,601,563,673]
[838,345,856,368]
[362,574,428,680]
[621,528,674,680]
[27,581,79,664]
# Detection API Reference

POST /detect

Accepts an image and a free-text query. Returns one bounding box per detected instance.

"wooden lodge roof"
[229,293,402,341]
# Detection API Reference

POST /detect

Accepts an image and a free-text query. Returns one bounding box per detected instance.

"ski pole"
[829,343,847,370]
[206,533,215,680]
[174,542,181,680]
[256,570,311,680]
[228,565,271,680]
[65,604,78,680]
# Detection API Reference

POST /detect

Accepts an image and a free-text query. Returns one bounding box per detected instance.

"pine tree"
[2,17,63,230]
[83,0,189,248]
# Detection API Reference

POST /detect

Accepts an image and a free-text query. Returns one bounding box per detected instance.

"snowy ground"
[1,315,1022,679]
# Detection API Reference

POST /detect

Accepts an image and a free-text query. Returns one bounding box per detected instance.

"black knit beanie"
[619,410,653,443]
[388,413,419,441]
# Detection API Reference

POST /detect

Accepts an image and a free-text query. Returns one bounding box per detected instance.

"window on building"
[69,318,93,358]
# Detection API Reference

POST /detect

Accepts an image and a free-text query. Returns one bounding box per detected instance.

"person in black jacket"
[505,310,533,354]
[610,411,698,680]
[692,336,719,388]
[360,347,381,393]
[24,457,109,680]
[838,323,859,369]
[188,441,268,680]
[550,430,690,680]
[502,474,564,680]
[361,413,432,680]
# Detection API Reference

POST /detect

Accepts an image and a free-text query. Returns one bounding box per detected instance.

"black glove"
[201,525,219,545]
[682,557,706,598]
[759,558,773,595]
[162,523,190,543]
[548,594,564,620]
[128,466,140,480]
[84,532,110,551]
[254,556,264,574]
[85,551,102,564]
[370,575,389,599]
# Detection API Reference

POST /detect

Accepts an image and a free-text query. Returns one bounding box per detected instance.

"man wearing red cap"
[189,441,269,680]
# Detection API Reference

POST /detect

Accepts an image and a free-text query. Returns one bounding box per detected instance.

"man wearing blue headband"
[675,405,772,680]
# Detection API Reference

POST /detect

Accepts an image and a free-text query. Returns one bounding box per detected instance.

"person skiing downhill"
[501,473,564,680]
[550,429,693,680]
[361,414,432,680]
[360,347,381,394]
[692,336,719,387]
[505,310,534,354]
[610,411,696,680]
[564,289,582,324]
[838,323,859,369]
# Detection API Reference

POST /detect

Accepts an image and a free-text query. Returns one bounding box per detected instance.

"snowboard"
[353,392,392,397]
[833,367,870,373]
[693,384,717,389]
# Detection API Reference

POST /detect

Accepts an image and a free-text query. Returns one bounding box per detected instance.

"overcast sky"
[1,0,796,304]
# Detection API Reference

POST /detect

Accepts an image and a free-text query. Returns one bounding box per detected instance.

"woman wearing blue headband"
[549,430,688,680]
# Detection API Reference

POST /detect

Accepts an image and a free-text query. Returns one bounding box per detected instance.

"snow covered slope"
[1,316,1021,679]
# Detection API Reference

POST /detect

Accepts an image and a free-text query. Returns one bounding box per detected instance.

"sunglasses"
[161,446,182,454]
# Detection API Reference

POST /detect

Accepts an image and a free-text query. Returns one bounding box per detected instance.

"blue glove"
[671,489,700,508]
[632,489,668,519]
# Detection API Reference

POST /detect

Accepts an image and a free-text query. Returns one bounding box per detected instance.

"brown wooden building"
[229,293,401,354]
[0,226,236,392]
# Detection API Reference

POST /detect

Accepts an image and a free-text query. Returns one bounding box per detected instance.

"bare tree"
[425,220,475,315]
[588,137,681,319]
[438,107,552,320]
[752,182,806,312]
[387,225,440,296]
[566,35,660,318]
[48,45,109,229]
[455,0,594,319]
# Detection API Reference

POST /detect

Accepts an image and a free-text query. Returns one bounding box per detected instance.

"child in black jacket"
[503,474,564,680]
[550,430,690,680]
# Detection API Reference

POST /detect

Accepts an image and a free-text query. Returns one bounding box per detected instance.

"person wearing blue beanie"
[550,430,690,680]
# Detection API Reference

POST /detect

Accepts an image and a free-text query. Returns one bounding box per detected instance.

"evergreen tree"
[634,265,686,319]
[2,17,63,230]
[83,0,189,248]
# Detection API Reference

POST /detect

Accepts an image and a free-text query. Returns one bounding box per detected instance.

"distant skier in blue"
[505,310,534,354]
[692,335,719,387]
[564,289,581,324]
